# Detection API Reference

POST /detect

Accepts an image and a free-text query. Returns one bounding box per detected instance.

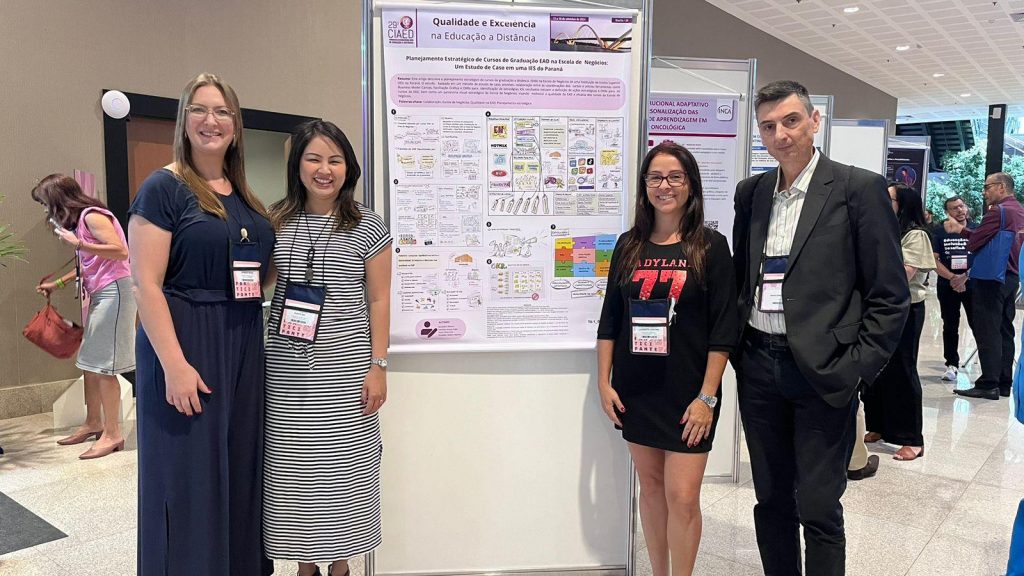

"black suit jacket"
[733,156,910,408]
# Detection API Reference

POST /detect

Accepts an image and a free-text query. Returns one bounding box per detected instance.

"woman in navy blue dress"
[128,73,275,576]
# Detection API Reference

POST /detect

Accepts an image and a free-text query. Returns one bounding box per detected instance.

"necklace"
[301,209,334,283]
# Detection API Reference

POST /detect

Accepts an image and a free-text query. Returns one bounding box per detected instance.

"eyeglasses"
[983,182,1001,190]
[644,173,687,187]
[185,104,235,122]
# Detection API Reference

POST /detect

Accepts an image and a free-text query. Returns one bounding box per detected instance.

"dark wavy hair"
[889,182,927,234]
[617,142,709,286]
[31,174,107,229]
[270,120,362,231]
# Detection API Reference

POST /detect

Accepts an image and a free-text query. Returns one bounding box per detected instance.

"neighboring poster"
[647,93,738,242]
[886,146,928,196]
[382,5,635,351]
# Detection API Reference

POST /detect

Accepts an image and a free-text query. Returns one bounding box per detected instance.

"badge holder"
[229,229,263,302]
[630,298,674,356]
[951,255,968,271]
[277,282,327,343]
[757,256,788,313]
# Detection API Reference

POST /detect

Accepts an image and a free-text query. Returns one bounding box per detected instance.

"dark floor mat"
[0,491,66,555]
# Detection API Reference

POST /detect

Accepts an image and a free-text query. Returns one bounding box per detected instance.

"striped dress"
[263,206,391,562]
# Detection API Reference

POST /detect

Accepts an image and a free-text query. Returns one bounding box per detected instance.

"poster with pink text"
[383,3,636,352]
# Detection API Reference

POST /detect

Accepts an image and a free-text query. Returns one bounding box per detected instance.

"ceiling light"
[932,73,945,78]
[960,93,971,97]
[843,6,860,13]
[896,45,910,51]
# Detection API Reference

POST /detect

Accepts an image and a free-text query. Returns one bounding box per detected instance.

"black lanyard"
[288,210,334,284]
[222,192,260,244]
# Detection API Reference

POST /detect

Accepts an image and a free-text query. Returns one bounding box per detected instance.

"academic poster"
[382,4,636,351]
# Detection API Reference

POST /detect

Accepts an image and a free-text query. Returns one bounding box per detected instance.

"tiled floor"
[632,292,1023,575]
[0,291,1020,575]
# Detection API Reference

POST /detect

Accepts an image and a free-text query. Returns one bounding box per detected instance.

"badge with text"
[951,255,968,271]
[630,298,674,356]
[277,282,327,343]
[758,256,788,313]
[229,240,263,302]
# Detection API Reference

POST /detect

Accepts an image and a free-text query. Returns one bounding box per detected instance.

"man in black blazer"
[732,80,909,576]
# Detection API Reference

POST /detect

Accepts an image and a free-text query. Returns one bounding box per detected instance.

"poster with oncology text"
[382,4,636,352]
[647,93,739,244]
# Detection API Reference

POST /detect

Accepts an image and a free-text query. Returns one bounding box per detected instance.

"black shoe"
[953,386,999,400]
[1000,387,1012,398]
[847,454,879,481]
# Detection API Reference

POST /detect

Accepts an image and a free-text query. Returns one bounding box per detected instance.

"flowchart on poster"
[382,4,635,350]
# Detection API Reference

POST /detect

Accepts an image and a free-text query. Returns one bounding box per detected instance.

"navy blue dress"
[130,169,275,576]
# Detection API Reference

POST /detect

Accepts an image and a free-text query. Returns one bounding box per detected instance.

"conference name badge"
[951,255,968,271]
[758,256,788,313]
[277,282,327,343]
[229,240,263,302]
[630,298,674,356]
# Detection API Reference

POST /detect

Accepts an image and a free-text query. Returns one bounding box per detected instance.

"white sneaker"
[942,365,958,381]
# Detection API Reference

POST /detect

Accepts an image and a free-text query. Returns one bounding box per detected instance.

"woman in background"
[596,142,737,576]
[33,174,136,459]
[263,120,392,576]
[128,73,274,575]
[864,182,935,461]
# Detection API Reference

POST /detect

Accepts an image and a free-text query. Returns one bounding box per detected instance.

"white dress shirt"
[749,150,821,335]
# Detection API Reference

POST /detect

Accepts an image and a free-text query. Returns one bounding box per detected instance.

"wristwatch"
[698,393,718,408]
[370,357,388,370]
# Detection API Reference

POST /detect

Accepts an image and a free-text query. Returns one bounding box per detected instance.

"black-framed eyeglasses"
[644,173,687,187]
[983,182,1001,190]
[185,104,235,122]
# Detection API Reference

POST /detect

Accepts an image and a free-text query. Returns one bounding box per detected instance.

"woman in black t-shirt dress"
[596,142,737,576]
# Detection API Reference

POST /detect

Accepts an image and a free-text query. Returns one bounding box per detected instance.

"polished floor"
[0,290,1020,575]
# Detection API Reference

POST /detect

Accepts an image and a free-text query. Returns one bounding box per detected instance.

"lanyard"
[287,210,334,284]
[222,191,260,244]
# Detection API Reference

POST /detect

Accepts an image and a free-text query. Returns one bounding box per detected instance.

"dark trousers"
[864,301,926,446]
[971,274,1018,391]
[738,330,858,576]
[936,281,973,367]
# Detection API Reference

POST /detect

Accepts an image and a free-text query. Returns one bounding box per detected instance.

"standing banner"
[647,92,739,242]
[382,4,635,352]
[886,143,930,197]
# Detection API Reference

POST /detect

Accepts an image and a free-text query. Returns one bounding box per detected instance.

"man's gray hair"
[754,80,814,115]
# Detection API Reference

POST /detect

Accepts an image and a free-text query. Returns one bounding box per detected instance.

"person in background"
[32,174,136,460]
[128,73,274,576]
[263,120,392,576]
[597,142,737,576]
[863,183,935,461]
[932,196,976,382]
[953,172,1022,400]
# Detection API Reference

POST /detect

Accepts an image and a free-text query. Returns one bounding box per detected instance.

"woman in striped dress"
[264,120,392,576]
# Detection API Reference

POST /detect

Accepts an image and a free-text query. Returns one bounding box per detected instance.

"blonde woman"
[128,73,274,576]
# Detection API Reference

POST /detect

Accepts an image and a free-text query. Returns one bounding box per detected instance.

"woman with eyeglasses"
[128,73,274,576]
[31,174,136,460]
[596,142,737,576]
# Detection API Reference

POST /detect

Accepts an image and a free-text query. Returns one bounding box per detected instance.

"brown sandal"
[893,445,924,461]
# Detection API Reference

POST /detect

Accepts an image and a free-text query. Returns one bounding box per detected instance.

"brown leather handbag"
[23,256,83,359]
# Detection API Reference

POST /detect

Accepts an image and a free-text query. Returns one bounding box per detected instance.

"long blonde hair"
[171,73,266,218]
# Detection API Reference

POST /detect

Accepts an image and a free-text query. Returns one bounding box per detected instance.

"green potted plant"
[0,195,27,266]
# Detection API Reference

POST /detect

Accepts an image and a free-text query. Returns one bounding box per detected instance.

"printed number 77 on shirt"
[632,269,687,299]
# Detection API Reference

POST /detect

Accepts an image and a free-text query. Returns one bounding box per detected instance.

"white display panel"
[829,118,889,176]
[368,1,649,573]
[647,57,754,480]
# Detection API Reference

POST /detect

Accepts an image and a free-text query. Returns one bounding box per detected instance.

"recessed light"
[932,73,945,78]
[843,6,860,13]
[960,93,972,97]
[896,45,911,51]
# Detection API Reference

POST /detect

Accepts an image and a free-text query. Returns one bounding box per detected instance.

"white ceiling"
[706,0,1024,124]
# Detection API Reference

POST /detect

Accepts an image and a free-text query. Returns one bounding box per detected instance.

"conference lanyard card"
[229,240,263,302]
[277,282,326,343]
[758,256,788,313]
[951,255,968,271]
[630,298,674,356]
